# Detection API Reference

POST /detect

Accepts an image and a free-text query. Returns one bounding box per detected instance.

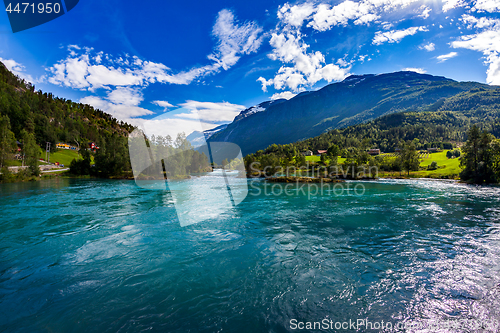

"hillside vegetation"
[0,62,133,146]
[0,61,134,181]
[210,72,497,155]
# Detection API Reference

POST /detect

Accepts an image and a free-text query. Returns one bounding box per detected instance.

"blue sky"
[1,0,500,137]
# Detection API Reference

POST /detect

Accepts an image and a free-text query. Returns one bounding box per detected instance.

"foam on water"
[1,178,500,332]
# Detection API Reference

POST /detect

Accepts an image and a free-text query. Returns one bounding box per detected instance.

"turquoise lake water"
[1,175,500,332]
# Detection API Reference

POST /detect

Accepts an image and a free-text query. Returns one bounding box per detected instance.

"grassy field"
[307,150,462,179]
[5,159,22,166]
[378,150,462,179]
[305,155,321,162]
[414,150,462,178]
[305,155,346,164]
[47,149,80,166]
[42,149,81,166]
[4,148,91,172]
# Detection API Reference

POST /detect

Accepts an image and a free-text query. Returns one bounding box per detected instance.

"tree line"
[244,107,500,183]
[125,132,212,180]
[460,125,500,184]
[0,61,134,181]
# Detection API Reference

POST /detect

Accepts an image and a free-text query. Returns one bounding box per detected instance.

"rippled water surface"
[1,176,500,332]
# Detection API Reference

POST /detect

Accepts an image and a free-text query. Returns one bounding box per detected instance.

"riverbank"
[0,167,468,185]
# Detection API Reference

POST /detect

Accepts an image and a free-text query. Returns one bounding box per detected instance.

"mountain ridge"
[208,71,493,155]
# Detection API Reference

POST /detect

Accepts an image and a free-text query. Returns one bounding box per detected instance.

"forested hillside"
[284,93,500,154]
[0,61,134,179]
[244,90,500,181]
[209,72,495,155]
[0,62,133,146]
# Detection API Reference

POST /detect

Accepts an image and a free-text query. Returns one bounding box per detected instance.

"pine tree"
[21,129,39,176]
[0,114,17,168]
[401,141,419,176]
[459,125,496,183]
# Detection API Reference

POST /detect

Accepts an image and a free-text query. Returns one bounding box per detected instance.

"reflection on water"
[0,178,500,332]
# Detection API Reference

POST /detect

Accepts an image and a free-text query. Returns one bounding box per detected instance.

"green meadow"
[307,150,462,179]
[46,149,81,166]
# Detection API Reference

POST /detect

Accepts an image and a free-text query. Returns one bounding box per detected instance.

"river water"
[1,175,500,332]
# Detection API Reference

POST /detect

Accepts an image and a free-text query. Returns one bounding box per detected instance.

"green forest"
[116,131,212,180]
[0,61,135,181]
[244,102,500,184]
[0,60,212,182]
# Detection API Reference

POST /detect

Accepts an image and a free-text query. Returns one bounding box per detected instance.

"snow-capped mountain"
[186,100,288,147]
[207,71,483,155]
[232,99,287,122]
[187,124,229,147]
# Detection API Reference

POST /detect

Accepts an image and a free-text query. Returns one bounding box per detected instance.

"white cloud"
[275,0,421,33]
[139,101,246,139]
[152,100,174,109]
[442,0,466,12]
[278,3,316,28]
[257,30,350,92]
[47,50,218,91]
[45,9,262,126]
[308,1,380,31]
[142,117,216,142]
[460,14,500,29]
[107,87,144,106]
[78,87,154,124]
[47,9,262,92]
[357,54,372,63]
[79,95,154,125]
[418,5,432,19]
[451,28,500,53]
[436,51,459,62]
[270,91,297,100]
[258,0,428,93]
[451,27,500,84]
[0,57,34,83]
[176,101,245,123]
[420,42,436,51]
[372,26,428,45]
[473,0,500,12]
[381,21,394,30]
[402,67,427,73]
[208,9,263,70]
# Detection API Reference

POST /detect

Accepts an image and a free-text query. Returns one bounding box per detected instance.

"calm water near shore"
[1,176,500,332]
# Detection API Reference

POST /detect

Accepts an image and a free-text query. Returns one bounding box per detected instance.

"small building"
[56,143,72,149]
[302,150,313,156]
[367,148,381,155]
[427,147,439,153]
[88,142,100,152]
[316,150,328,155]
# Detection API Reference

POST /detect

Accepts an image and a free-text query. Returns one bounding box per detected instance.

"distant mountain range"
[187,124,228,147]
[206,71,494,155]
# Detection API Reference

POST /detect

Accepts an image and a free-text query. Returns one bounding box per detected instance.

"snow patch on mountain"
[187,124,229,147]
